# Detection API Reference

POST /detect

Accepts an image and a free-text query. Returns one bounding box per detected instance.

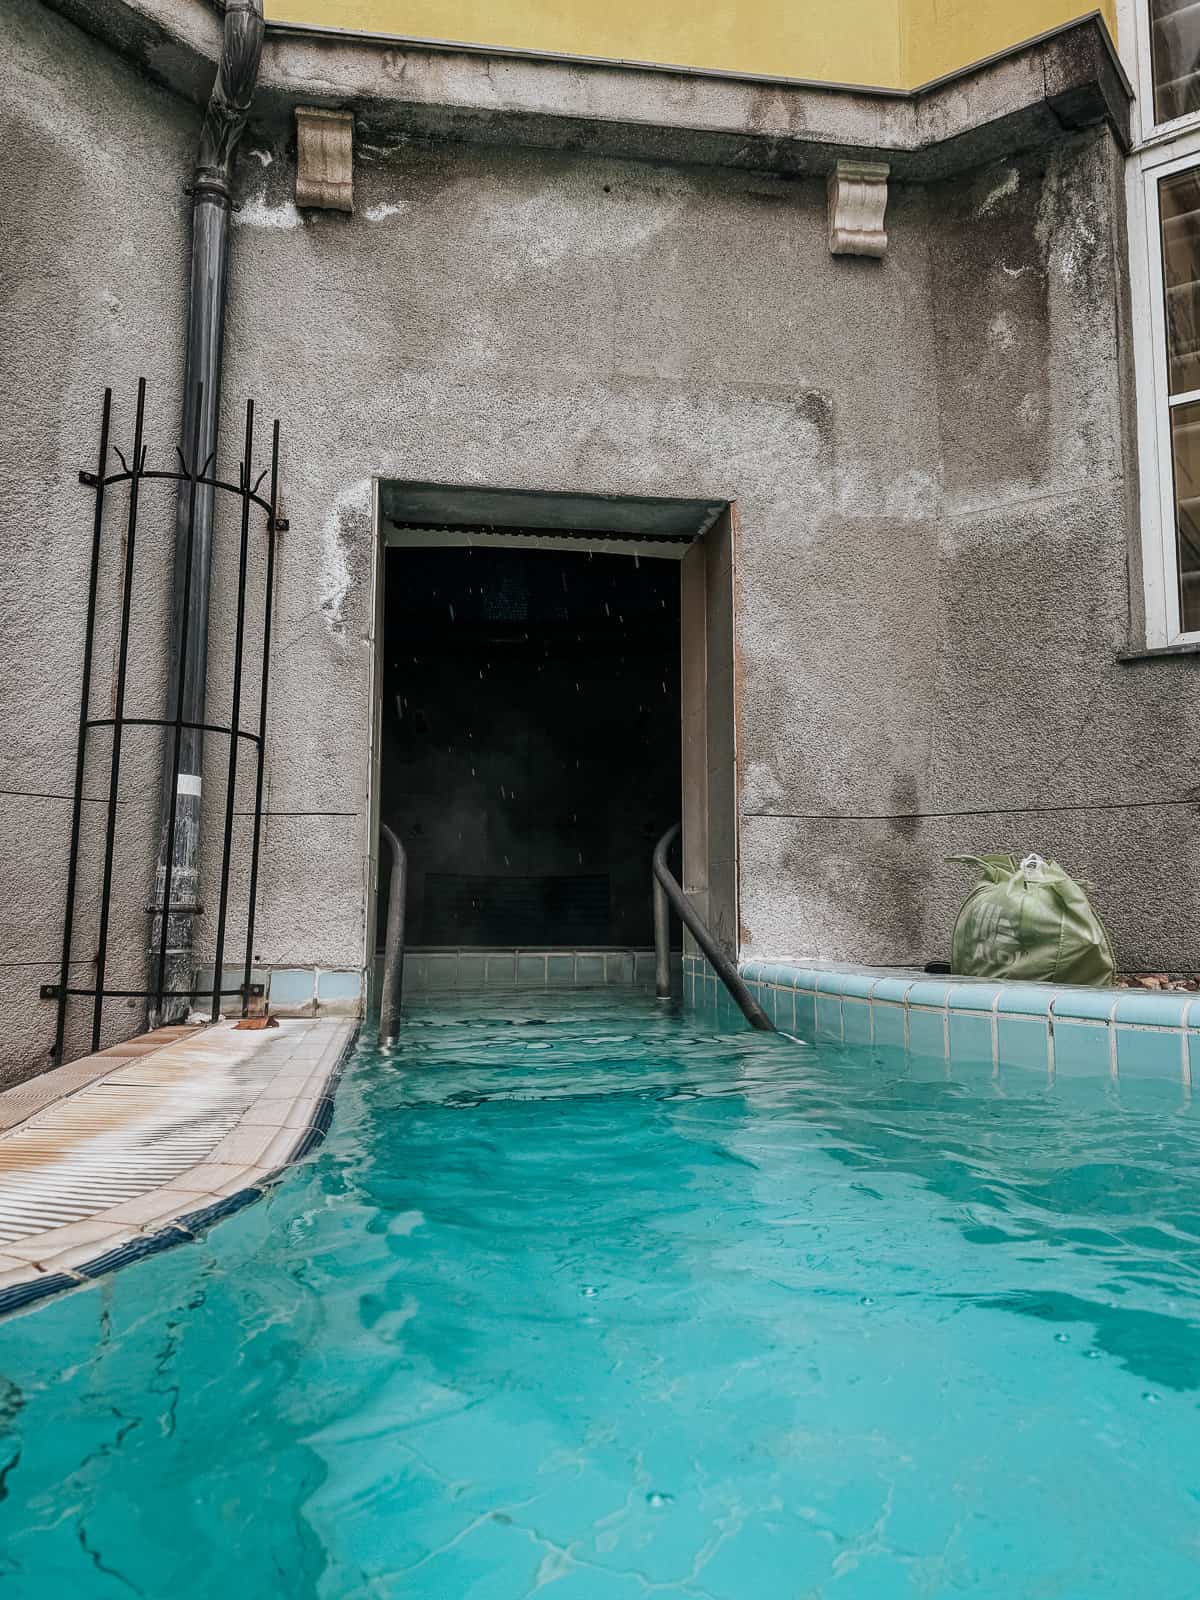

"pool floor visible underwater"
[1,991,1199,1598]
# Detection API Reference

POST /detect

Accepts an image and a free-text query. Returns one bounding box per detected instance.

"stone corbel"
[827,160,889,258]
[295,107,355,212]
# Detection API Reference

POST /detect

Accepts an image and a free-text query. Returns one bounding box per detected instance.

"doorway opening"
[371,483,735,994]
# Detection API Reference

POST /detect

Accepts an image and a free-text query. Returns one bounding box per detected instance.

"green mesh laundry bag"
[949,854,1116,986]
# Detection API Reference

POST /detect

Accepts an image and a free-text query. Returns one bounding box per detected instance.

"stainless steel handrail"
[379,823,407,1045]
[652,823,774,1031]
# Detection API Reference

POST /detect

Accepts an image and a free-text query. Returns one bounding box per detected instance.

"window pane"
[1160,168,1200,396]
[1169,399,1200,630]
[1152,0,1200,125]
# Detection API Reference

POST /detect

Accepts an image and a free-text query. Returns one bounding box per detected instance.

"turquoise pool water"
[1,992,1199,1598]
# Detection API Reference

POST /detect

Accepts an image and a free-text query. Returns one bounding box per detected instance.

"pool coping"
[685,955,1198,1083]
[0,1018,357,1320]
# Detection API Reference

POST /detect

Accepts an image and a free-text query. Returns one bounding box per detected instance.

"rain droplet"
[646,1493,673,1509]
[1054,1333,1070,1344]
[1143,1392,1161,1404]
[581,1285,598,1298]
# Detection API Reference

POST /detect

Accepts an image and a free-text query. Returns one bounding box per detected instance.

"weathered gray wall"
[743,132,1200,972]
[226,111,1195,978]
[219,135,945,984]
[2,1,1192,1086]
[0,0,195,1081]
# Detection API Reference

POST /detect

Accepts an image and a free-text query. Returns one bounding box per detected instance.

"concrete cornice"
[38,0,1131,177]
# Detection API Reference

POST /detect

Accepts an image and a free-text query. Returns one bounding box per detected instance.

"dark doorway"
[378,543,681,951]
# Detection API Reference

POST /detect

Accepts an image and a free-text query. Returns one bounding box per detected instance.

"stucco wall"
[743,130,1200,974]
[0,0,196,1081]
[219,138,936,982]
[223,108,1176,978]
[224,106,1192,979]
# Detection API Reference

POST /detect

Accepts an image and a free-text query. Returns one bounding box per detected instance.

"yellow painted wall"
[902,0,1117,86]
[263,0,1117,91]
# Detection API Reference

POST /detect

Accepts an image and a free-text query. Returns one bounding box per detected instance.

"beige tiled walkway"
[0,1018,353,1297]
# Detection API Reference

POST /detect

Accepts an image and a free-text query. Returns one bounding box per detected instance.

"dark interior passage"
[379,543,681,949]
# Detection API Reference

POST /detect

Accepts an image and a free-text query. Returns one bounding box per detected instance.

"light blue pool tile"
[1052,1019,1111,1077]
[872,1002,906,1048]
[947,984,1001,1014]
[268,967,315,1005]
[996,1014,1049,1070]
[996,986,1054,1017]
[815,994,844,1041]
[905,980,950,1010]
[741,961,768,984]
[634,953,657,985]
[456,956,486,989]
[789,968,820,992]
[774,988,797,1032]
[196,966,268,1002]
[547,955,575,986]
[576,955,605,986]
[948,1011,993,1064]
[843,998,872,1044]
[317,969,362,1002]
[606,953,635,985]
[792,991,816,1038]
[485,954,516,987]
[1116,1026,1187,1082]
[427,954,458,990]
[1113,991,1191,1028]
[1051,989,1119,1022]
[825,971,876,1000]
[906,1007,947,1058]
[815,971,849,995]
[870,976,913,1005]
[517,954,547,986]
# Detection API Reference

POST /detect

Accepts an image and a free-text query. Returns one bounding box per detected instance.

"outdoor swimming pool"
[0,991,1198,1598]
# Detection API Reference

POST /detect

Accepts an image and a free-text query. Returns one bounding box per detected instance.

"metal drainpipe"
[150,0,266,1025]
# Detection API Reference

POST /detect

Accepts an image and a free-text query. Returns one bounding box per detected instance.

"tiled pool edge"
[0,1021,358,1321]
[685,955,1197,1084]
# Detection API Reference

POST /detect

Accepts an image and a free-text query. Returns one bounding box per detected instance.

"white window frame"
[1120,0,1200,644]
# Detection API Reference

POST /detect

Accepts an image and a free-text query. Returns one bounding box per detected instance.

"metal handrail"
[379,823,407,1045]
[652,823,774,1031]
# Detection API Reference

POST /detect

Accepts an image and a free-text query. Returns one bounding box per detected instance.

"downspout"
[151,0,265,1024]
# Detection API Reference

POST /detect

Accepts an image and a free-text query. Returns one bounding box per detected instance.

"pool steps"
[687,955,1198,1082]
[0,1017,354,1319]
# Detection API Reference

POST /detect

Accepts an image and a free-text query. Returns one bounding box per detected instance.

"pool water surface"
[1,991,1198,1597]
